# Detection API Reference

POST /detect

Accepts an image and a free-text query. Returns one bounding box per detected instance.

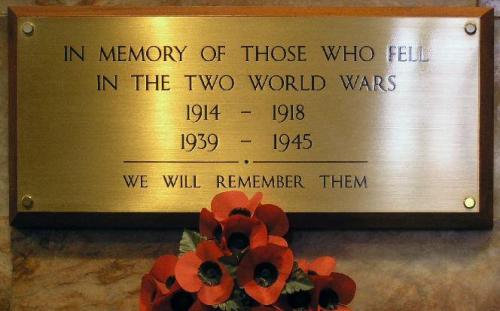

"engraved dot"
[464,23,476,35]
[463,197,476,209]
[22,22,34,35]
[244,160,249,164]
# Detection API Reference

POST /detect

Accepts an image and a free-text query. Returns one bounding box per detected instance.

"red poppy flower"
[311,273,356,311]
[142,272,198,311]
[140,255,180,311]
[175,240,234,305]
[254,204,289,237]
[237,244,294,305]
[199,208,222,240]
[297,256,336,277]
[211,191,263,221]
[150,255,179,295]
[220,215,268,255]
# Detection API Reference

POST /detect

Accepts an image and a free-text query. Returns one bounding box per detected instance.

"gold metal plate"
[9,7,494,228]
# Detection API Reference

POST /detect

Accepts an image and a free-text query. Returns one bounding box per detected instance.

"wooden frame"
[8,6,494,229]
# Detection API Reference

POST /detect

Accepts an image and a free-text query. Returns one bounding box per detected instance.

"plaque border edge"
[7,7,494,229]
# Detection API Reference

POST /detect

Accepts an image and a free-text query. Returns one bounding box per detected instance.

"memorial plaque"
[8,7,493,228]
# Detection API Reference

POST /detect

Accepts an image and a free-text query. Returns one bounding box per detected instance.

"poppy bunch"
[141,191,356,311]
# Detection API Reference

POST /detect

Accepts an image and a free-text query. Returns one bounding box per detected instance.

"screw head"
[22,22,34,35]
[21,195,34,209]
[463,196,476,209]
[464,23,477,35]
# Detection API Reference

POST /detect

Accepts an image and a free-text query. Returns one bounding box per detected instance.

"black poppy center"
[165,276,176,289]
[213,224,223,242]
[227,232,250,252]
[229,207,252,217]
[318,288,340,310]
[170,291,195,311]
[254,262,279,288]
[198,261,222,286]
[287,290,312,310]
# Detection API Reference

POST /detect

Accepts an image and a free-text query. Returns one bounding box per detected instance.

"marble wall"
[0,1,499,310]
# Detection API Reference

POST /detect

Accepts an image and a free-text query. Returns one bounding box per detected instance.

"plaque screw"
[463,196,476,209]
[21,195,34,209]
[22,22,35,35]
[464,23,477,35]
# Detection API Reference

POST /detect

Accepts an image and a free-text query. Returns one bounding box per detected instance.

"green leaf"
[179,230,206,255]
[282,262,314,294]
[219,252,246,278]
[216,299,241,311]
[222,262,238,278]
[216,288,251,311]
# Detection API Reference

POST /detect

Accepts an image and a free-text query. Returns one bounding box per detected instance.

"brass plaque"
[9,7,494,228]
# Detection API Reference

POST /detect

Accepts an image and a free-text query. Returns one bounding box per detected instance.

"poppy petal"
[212,191,249,221]
[278,248,294,280]
[154,279,178,296]
[223,215,253,235]
[297,259,309,274]
[254,204,289,236]
[269,235,288,247]
[175,252,203,292]
[311,276,333,308]
[244,278,285,305]
[150,255,178,283]
[330,273,356,305]
[237,253,256,287]
[140,274,157,311]
[310,256,336,276]
[197,265,234,305]
[151,295,171,311]
[196,240,225,262]
[250,221,269,249]
[189,299,211,311]
[247,192,264,213]
[199,208,219,239]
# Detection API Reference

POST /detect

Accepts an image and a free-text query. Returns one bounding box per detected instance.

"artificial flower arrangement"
[141,191,356,311]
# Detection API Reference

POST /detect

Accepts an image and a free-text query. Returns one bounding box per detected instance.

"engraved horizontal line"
[252,160,368,164]
[123,160,239,164]
[240,140,252,143]
[240,111,252,114]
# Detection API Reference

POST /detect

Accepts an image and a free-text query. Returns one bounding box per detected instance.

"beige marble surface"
[0,218,11,311]
[481,0,499,16]
[7,220,500,310]
[0,1,499,310]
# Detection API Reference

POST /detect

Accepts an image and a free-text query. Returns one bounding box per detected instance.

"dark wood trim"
[478,9,495,229]
[7,7,495,229]
[8,6,492,18]
[8,8,18,225]
[10,212,492,230]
